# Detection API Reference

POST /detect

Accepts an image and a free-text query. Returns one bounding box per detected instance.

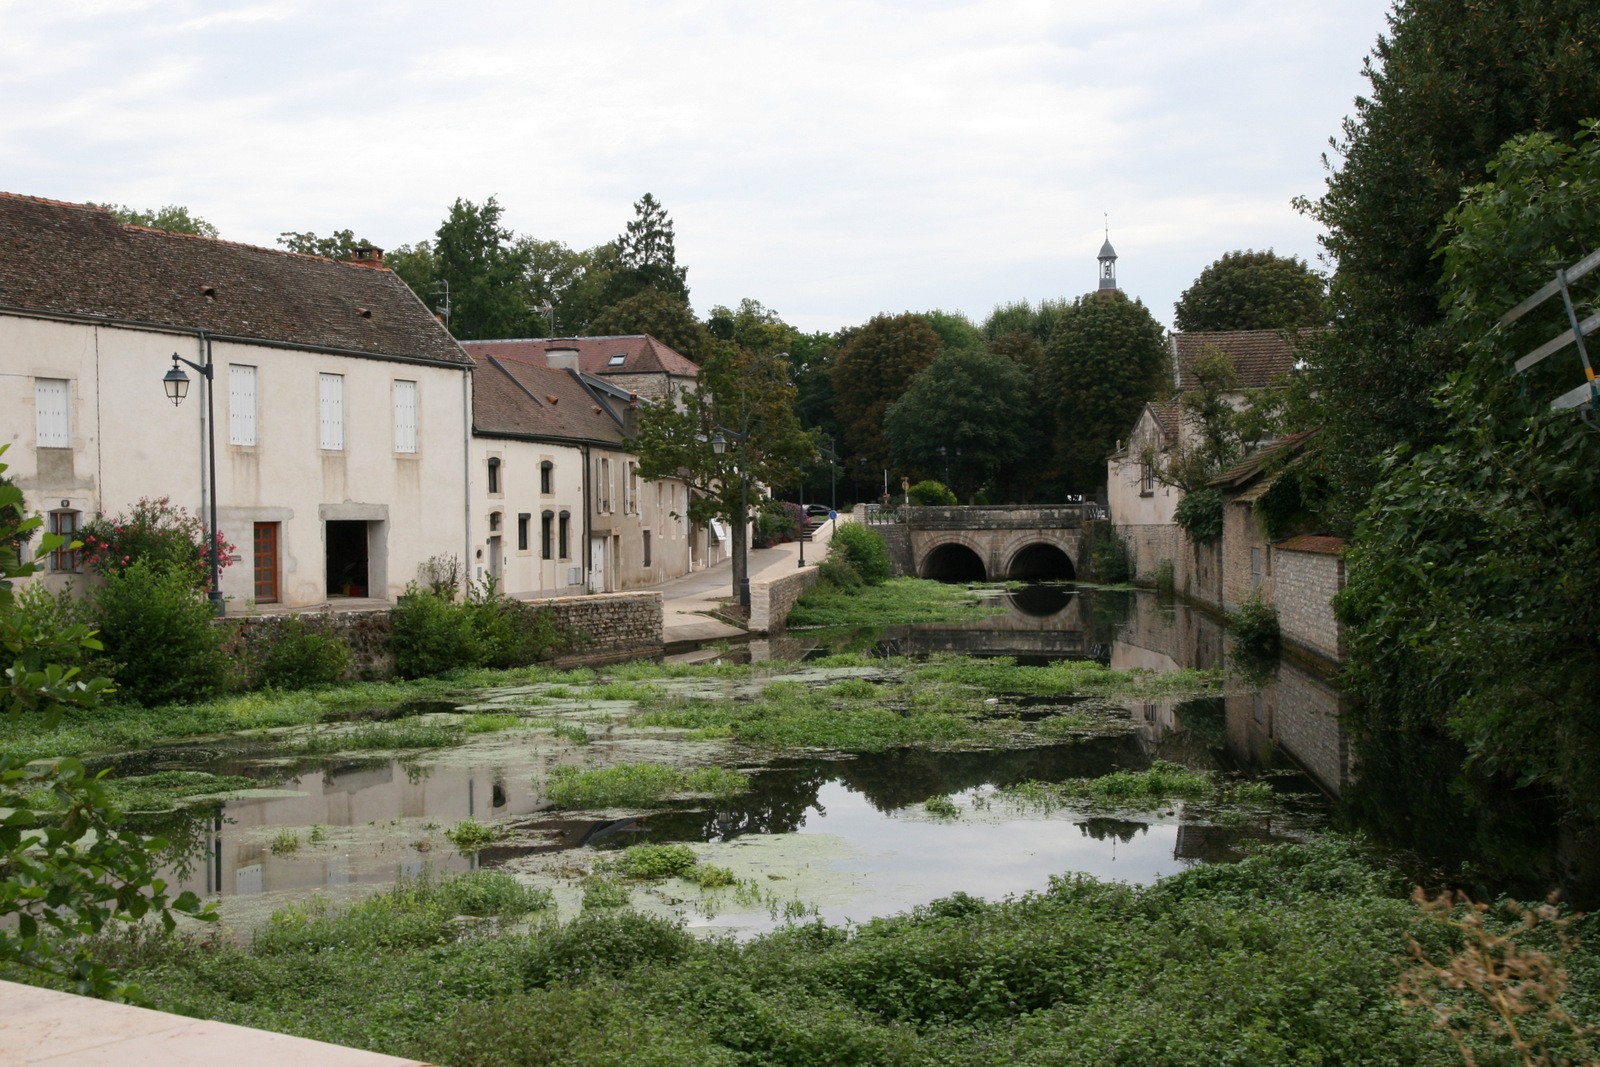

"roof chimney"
[348,245,385,268]
[545,341,580,371]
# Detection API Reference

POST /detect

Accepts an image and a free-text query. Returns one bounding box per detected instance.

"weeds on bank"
[444,818,501,852]
[787,577,998,627]
[544,763,750,809]
[990,761,1223,814]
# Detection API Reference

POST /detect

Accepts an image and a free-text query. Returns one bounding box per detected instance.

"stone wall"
[750,567,820,633]
[221,591,662,679]
[1220,499,1273,613]
[1275,539,1345,664]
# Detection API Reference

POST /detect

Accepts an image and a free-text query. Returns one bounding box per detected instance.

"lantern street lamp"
[161,350,224,615]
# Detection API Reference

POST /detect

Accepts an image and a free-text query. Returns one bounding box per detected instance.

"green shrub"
[1090,529,1131,583]
[614,843,698,880]
[828,523,891,585]
[93,561,227,706]
[1229,593,1281,656]
[1175,487,1224,545]
[816,554,863,590]
[79,496,233,591]
[906,480,957,506]
[389,585,476,678]
[258,616,349,689]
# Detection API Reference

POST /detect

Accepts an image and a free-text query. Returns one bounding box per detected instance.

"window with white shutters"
[35,378,70,447]
[393,380,417,453]
[230,365,258,446]
[319,373,344,451]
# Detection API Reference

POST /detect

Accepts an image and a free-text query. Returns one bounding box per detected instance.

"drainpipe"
[462,368,473,598]
[580,443,592,592]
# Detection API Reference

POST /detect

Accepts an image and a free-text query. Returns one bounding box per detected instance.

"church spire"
[1097,222,1118,292]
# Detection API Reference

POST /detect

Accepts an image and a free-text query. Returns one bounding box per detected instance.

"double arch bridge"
[884,503,1103,582]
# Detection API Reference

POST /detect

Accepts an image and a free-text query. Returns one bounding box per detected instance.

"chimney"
[348,245,386,268]
[545,341,580,371]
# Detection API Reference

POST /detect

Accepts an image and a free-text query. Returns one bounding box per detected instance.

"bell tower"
[1097,230,1118,292]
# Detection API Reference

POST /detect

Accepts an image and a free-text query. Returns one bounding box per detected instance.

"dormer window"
[608,353,627,366]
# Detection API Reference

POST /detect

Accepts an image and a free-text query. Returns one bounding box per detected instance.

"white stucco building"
[0,193,473,610]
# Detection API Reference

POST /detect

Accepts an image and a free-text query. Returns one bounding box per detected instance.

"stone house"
[0,193,472,611]
[459,334,699,405]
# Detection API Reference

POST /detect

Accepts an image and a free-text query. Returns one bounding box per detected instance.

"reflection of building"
[1225,656,1351,796]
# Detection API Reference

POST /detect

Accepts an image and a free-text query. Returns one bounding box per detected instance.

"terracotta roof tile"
[1172,328,1320,390]
[461,335,698,378]
[1149,399,1182,441]
[468,350,628,446]
[1209,429,1319,491]
[0,192,468,366]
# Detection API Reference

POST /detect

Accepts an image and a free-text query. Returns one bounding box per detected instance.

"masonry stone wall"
[1220,501,1273,613]
[1115,523,1182,587]
[539,591,662,665]
[1270,659,1349,795]
[750,567,821,632]
[1275,547,1344,663]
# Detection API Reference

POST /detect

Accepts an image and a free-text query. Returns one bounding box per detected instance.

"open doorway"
[326,520,369,597]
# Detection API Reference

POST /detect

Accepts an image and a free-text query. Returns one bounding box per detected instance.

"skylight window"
[608,353,627,366]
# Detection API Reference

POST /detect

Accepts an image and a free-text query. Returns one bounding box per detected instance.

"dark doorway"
[1008,543,1075,581]
[326,521,369,597]
[921,543,986,582]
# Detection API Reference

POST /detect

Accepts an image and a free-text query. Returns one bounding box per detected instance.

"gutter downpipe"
[463,368,473,598]
[581,443,593,593]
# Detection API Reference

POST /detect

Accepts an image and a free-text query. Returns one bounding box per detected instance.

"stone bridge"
[867,504,1103,582]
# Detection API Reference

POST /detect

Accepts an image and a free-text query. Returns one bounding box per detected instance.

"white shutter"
[320,373,344,451]
[35,378,70,447]
[393,380,417,453]
[230,365,257,446]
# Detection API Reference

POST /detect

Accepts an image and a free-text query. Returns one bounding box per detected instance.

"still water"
[128,588,1341,933]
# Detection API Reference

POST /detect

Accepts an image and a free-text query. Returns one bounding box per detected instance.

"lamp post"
[162,349,225,615]
[710,429,751,609]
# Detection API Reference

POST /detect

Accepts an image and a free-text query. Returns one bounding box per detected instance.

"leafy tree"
[611,192,689,305]
[634,342,812,604]
[276,229,377,259]
[1296,0,1600,525]
[1154,345,1245,492]
[551,241,625,334]
[587,288,707,362]
[831,313,943,480]
[1336,123,1600,863]
[884,347,1035,501]
[918,309,985,355]
[432,197,533,340]
[1173,250,1326,332]
[385,239,441,314]
[93,203,218,237]
[982,298,1073,345]
[515,236,589,335]
[1043,292,1167,493]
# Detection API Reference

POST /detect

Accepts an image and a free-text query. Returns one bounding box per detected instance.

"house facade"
[0,193,473,610]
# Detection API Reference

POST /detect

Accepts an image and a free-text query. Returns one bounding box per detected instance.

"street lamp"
[161,350,224,615]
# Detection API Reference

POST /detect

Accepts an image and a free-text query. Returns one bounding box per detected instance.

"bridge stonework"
[901,505,1095,581]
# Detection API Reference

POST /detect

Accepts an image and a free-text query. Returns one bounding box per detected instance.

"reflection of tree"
[126,803,224,884]
[835,740,1148,813]
[1077,817,1149,843]
[1173,697,1227,752]
[1082,588,1133,648]
[641,761,835,842]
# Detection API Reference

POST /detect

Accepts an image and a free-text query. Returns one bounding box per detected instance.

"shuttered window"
[35,378,70,447]
[230,365,258,446]
[319,373,344,451]
[393,379,417,453]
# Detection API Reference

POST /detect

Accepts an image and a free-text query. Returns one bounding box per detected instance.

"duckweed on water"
[282,719,464,754]
[101,770,259,813]
[544,763,749,809]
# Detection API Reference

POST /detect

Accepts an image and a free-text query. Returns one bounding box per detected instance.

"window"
[253,522,280,603]
[35,378,70,447]
[393,379,417,453]
[517,512,530,552]
[541,510,555,560]
[319,373,344,450]
[643,530,651,568]
[608,353,627,366]
[229,365,258,446]
[558,511,571,559]
[626,462,639,514]
[487,456,501,494]
[488,510,501,532]
[540,460,553,494]
[599,458,611,512]
[1139,461,1154,495]
[48,511,80,572]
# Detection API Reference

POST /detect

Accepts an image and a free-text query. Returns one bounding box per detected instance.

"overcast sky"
[2,0,1394,335]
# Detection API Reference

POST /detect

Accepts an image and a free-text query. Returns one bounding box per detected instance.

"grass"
[444,817,500,852]
[543,763,750,809]
[787,576,999,628]
[281,719,465,755]
[100,770,259,813]
[995,761,1221,814]
[462,712,526,733]
[269,829,301,855]
[60,839,1566,1066]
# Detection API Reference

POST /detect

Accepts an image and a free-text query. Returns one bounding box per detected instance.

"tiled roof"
[461,335,698,378]
[0,192,468,366]
[1209,429,1319,492]
[469,350,629,447]
[1149,399,1181,441]
[1276,534,1346,555]
[1172,328,1319,391]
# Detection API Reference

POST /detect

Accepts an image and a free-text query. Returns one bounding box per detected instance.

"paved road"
[660,518,841,646]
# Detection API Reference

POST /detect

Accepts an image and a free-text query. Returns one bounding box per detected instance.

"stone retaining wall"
[540,591,662,666]
[1275,541,1345,664]
[749,567,820,633]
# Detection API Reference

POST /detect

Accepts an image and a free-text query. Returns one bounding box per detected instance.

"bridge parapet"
[903,504,1102,530]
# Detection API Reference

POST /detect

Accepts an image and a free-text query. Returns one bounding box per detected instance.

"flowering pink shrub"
[79,497,234,590]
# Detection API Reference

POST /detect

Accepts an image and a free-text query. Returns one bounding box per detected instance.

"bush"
[1090,529,1131,583]
[79,497,233,591]
[828,523,891,585]
[1229,592,1281,656]
[906,480,957,506]
[93,561,227,706]
[258,616,349,689]
[1175,487,1224,545]
[390,585,476,678]
[816,554,864,590]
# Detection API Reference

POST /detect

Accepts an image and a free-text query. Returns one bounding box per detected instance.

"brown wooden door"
[253,522,280,603]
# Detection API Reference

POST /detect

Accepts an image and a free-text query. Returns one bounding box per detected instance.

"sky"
[1,0,1395,335]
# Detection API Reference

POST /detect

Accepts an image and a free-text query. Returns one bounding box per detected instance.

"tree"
[1296,0,1600,525]
[918,309,985,355]
[276,229,378,259]
[514,236,589,335]
[385,240,441,314]
[1157,345,1245,492]
[432,196,533,340]
[552,242,625,335]
[612,192,689,305]
[831,313,943,480]
[1173,250,1326,332]
[983,298,1073,345]
[884,347,1035,501]
[587,287,708,362]
[93,203,218,237]
[634,343,813,605]
[1335,123,1600,869]
[1043,293,1167,494]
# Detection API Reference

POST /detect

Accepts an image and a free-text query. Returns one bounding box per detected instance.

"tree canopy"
[1043,293,1167,494]
[1296,0,1600,525]
[1173,250,1326,332]
[276,229,377,259]
[94,203,218,237]
[429,196,533,340]
[587,287,707,362]
[884,346,1035,501]
[612,192,689,306]
[830,313,943,480]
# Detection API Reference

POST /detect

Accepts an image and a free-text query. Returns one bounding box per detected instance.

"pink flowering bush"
[79,498,234,591]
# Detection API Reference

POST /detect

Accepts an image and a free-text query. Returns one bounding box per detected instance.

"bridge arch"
[1005,541,1076,582]
[920,541,987,581]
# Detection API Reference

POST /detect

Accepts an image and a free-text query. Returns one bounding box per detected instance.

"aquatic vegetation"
[544,763,749,810]
[581,876,632,909]
[462,712,525,733]
[697,864,737,889]
[444,817,500,852]
[787,576,998,627]
[612,843,698,880]
[585,681,666,702]
[281,719,464,754]
[269,829,300,855]
[549,722,590,745]
[996,761,1215,813]
[923,794,960,818]
[100,770,258,813]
